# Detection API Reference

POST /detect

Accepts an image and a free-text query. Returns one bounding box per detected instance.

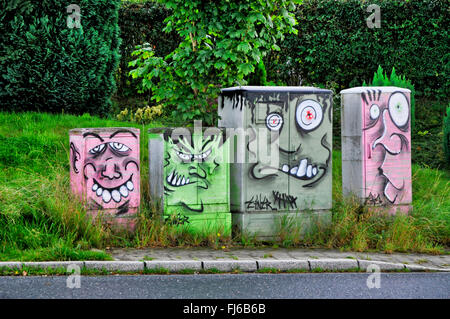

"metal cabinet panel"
[288,93,333,212]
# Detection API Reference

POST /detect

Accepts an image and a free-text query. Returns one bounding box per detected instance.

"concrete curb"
[358,260,405,271]
[0,259,448,273]
[203,260,257,272]
[145,260,202,272]
[84,261,144,272]
[22,261,84,270]
[257,259,309,271]
[309,258,359,271]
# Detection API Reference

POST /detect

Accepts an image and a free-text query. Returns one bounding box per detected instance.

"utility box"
[340,87,412,213]
[148,127,231,235]
[69,128,141,231]
[218,86,333,239]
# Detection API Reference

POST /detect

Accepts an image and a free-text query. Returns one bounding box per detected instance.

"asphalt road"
[0,273,448,299]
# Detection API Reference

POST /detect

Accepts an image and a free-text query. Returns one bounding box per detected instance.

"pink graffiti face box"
[362,89,412,205]
[69,128,140,223]
[341,87,412,210]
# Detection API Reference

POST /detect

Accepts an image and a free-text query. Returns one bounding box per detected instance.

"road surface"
[0,273,448,299]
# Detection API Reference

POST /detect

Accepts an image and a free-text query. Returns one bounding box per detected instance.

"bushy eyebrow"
[83,132,104,142]
[175,136,195,153]
[109,129,137,139]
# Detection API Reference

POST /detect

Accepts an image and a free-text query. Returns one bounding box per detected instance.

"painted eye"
[370,104,380,120]
[89,143,106,155]
[109,142,130,152]
[265,113,283,131]
[177,151,191,161]
[296,100,323,132]
[388,92,409,127]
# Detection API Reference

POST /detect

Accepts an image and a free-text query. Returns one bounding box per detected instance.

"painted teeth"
[126,181,134,191]
[119,185,129,197]
[166,170,191,187]
[111,190,121,203]
[296,159,308,177]
[281,159,319,180]
[306,165,313,178]
[102,190,111,203]
[92,180,133,204]
[193,149,212,160]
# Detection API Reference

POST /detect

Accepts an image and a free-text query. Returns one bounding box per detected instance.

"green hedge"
[117,0,448,100]
[0,0,121,116]
[444,106,450,166]
[268,0,449,99]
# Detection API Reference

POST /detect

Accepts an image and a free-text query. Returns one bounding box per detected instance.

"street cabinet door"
[69,127,141,231]
[149,127,231,234]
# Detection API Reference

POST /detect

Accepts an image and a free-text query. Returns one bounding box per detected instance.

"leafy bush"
[128,0,300,125]
[444,106,450,166]
[116,105,163,124]
[0,0,121,116]
[247,60,276,86]
[118,1,180,97]
[363,65,416,129]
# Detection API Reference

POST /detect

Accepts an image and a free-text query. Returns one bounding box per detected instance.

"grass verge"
[0,111,448,261]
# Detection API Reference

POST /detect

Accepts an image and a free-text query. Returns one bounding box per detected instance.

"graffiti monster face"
[164,132,224,212]
[82,130,140,213]
[363,90,411,204]
[249,96,332,187]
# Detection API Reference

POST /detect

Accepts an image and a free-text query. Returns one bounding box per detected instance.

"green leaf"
[237,42,252,53]
[238,63,254,76]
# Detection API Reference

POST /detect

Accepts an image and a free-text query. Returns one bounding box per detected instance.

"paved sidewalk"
[110,247,450,271]
[1,248,449,273]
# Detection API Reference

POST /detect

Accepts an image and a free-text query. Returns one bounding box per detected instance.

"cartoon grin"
[279,158,320,180]
[92,174,134,204]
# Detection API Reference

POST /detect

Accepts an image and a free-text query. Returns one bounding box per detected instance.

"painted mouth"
[92,175,134,204]
[279,158,319,180]
[166,169,193,187]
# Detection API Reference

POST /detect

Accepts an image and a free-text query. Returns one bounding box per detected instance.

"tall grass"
[294,152,449,254]
[0,111,448,261]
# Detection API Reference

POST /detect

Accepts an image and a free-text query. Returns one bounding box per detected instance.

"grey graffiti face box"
[218,86,333,237]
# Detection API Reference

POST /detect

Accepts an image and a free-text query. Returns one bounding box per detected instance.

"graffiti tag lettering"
[364,192,383,206]
[245,194,275,210]
[273,191,297,209]
[165,213,190,225]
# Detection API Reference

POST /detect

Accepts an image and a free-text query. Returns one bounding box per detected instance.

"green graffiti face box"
[148,127,231,235]
[218,86,333,239]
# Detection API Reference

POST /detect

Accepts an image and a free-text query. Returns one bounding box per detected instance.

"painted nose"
[372,109,403,155]
[101,158,122,180]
